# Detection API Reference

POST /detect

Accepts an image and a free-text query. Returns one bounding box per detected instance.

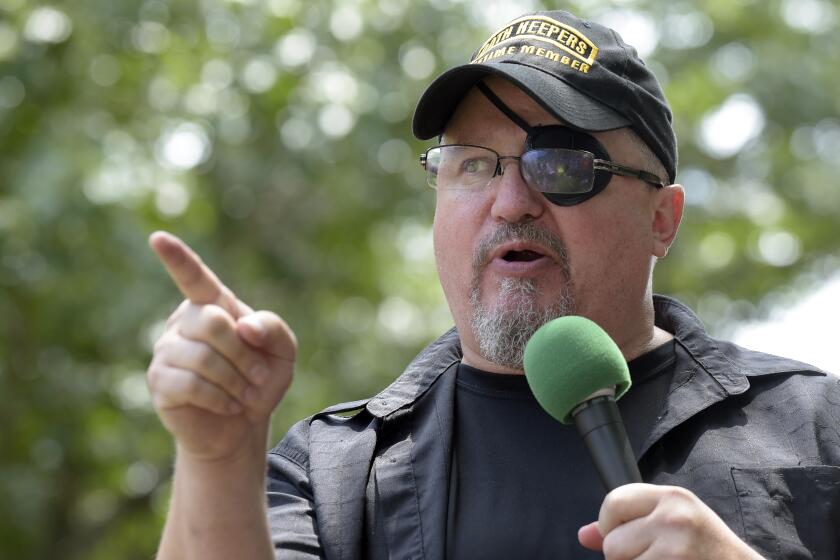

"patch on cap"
[471,15,599,74]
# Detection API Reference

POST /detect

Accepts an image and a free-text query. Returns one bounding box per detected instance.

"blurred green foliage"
[0,0,838,557]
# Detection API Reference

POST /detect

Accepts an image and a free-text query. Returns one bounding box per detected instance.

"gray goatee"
[470,222,575,369]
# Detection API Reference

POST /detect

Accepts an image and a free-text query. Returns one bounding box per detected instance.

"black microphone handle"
[572,395,642,491]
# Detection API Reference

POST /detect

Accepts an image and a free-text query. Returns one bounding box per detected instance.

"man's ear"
[651,184,684,258]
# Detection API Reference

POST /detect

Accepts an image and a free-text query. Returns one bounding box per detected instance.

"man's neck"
[460,325,674,375]
[618,325,674,362]
[461,349,524,375]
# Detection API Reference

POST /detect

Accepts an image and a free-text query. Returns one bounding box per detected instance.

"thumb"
[578,521,604,551]
[236,311,297,360]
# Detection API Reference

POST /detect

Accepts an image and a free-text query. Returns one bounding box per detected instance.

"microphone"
[523,316,642,491]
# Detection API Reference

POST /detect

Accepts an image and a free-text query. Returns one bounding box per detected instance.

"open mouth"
[502,249,545,262]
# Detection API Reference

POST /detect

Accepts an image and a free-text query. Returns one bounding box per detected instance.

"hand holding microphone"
[524,317,765,560]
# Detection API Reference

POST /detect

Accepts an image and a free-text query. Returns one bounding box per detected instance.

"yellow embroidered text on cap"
[472,15,599,72]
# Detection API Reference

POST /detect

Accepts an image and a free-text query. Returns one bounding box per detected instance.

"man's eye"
[463,158,490,174]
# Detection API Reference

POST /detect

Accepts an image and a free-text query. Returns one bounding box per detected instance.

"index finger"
[149,231,239,315]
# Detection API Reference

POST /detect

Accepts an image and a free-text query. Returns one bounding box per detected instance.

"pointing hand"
[146,231,297,462]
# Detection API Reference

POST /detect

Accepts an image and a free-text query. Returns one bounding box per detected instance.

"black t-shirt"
[446,340,677,559]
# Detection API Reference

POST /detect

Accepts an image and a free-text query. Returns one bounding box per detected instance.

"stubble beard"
[469,222,576,370]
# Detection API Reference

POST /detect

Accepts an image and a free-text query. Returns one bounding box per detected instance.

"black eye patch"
[524,125,614,206]
[525,126,610,160]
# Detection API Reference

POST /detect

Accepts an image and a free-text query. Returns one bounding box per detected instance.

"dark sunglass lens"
[521,149,594,194]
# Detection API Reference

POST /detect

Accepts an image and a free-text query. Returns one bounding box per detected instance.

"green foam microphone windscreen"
[524,316,631,424]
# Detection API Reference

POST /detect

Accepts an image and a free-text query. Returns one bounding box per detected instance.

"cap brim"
[412,61,631,140]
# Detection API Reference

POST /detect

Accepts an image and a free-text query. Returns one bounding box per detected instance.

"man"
[146,9,840,560]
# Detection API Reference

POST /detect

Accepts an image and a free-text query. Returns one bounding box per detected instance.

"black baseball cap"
[412,10,677,184]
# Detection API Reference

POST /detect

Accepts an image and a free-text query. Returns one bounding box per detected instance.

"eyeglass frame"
[419,144,667,194]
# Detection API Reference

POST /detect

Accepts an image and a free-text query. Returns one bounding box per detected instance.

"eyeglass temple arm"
[594,160,666,188]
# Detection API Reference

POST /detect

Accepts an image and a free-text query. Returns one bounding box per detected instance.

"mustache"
[472,221,570,274]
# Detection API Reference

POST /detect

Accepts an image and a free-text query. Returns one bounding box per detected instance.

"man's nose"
[489,160,545,223]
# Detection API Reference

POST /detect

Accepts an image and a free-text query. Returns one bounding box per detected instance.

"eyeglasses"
[419,144,666,206]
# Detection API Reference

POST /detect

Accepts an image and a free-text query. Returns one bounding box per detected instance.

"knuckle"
[153,331,177,354]
[258,310,298,347]
[147,366,183,405]
[153,334,186,365]
[601,533,629,560]
[656,505,695,533]
[146,366,161,391]
[165,300,191,327]
[602,490,621,513]
[152,336,167,354]
[202,305,233,337]
[664,485,691,501]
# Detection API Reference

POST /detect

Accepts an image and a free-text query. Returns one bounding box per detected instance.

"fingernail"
[244,386,259,404]
[251,364,269,385]
[228,401,243,414]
